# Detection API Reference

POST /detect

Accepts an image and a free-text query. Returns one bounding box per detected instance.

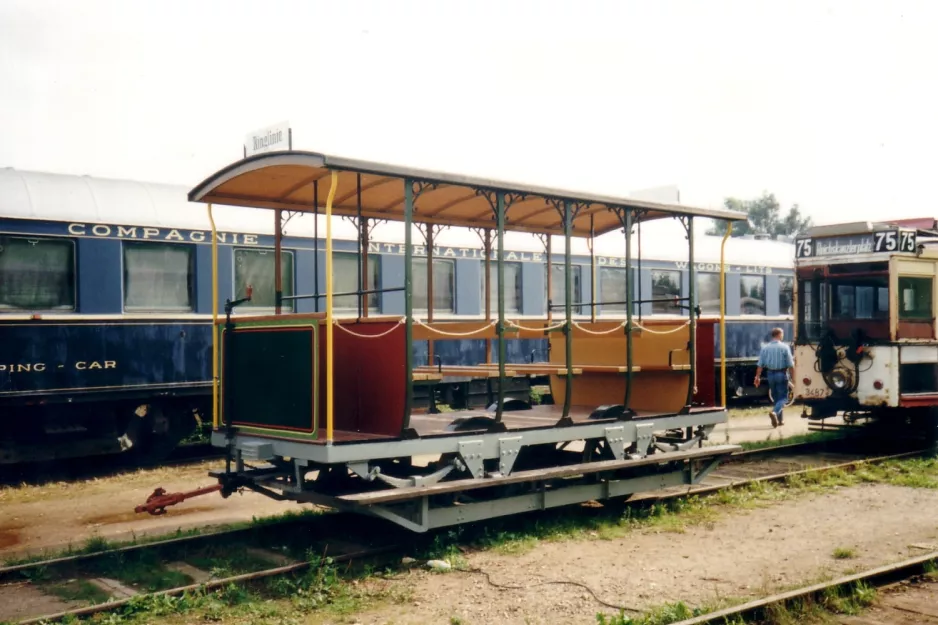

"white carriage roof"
[0,167,792,268]
[187,151,747,238]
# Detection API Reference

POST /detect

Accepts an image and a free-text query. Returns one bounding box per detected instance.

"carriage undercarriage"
[212,408,735,532]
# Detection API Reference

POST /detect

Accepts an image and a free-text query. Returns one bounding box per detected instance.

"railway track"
[671,550,938,624]
[0,439,928,625]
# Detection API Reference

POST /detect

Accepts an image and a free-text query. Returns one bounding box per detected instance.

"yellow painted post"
[720,223,733,407]
[325,171,338,443]
[207,204,219,428]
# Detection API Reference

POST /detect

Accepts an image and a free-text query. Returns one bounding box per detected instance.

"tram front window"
[831,280,888,320]
[799,275,889,342]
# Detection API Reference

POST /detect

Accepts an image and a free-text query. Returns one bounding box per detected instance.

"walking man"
[754,327,794,427]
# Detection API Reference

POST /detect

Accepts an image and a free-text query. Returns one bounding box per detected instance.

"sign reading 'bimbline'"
[244,121,292,157]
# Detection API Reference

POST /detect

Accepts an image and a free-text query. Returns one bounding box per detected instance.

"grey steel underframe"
[357,466,709,532]
[230,448,732,533]
[212,409,727,466]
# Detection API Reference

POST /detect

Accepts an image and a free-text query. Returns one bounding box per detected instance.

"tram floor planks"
[297,404,719,445]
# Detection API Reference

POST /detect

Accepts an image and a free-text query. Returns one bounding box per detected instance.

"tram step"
[338,444,740,506]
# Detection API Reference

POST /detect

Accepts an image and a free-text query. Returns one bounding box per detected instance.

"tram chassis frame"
[211,409,735,532]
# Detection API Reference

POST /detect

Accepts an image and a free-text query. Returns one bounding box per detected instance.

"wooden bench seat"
[413,365,518,379]
[477,363,582,376]
[640,364,691,372]
[577,365,642,373]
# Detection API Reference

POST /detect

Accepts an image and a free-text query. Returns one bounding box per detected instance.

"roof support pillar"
[683,215,697,413]
[402,179,415,433]
[495,192,507,424]
[274,208,283,315]
[562,200,574,422]
[624,208,635,413]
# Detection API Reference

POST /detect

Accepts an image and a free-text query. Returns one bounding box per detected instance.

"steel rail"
[15,545,397,625]
[669,551,938,625]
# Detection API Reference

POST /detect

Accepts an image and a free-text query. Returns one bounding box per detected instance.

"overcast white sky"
[2,0,937,228]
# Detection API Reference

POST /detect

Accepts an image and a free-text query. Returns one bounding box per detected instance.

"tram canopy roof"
[188,151,746,237]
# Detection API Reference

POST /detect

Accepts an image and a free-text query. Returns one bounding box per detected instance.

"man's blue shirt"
[758,339,794,370]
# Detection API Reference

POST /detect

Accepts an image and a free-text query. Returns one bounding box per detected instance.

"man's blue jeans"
[768,370,789,421]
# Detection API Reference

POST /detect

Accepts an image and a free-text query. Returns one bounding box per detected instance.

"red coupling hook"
[134,484,223,516]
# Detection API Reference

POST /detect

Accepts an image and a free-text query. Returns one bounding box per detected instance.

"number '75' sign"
[796,229,916,258]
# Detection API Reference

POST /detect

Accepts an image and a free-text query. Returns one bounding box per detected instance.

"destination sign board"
[796,229,916,259]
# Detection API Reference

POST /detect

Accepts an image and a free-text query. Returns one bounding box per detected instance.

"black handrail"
[280,286,405,301]
[548,296,692,310]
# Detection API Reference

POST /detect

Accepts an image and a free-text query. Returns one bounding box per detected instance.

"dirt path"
[346,483,938,625]
[0,460,312,560]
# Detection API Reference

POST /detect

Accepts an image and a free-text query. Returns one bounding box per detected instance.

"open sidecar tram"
[188,150,746,532]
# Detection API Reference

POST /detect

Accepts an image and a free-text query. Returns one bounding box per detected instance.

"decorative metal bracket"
[475,189,526,223]
[410,180,439,214]
[470,226,492,249]
[678,215,692,238]
[280,210,302,235]
[415,223,451,246]
[365,218,387,238]
[534,232,549,253]
[547,198,585,223]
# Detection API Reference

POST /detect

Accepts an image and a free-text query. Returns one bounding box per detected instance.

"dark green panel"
[223,326,316,433]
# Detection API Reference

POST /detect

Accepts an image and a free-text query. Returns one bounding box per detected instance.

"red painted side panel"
[319,322,406,437]
[695,320,717,407]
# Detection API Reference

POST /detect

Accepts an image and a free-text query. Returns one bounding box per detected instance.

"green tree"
[707,192,812,238]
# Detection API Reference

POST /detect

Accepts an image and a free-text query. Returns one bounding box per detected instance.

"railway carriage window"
[482,261,522,314]
[332,252,380,313]
[899,277,933,320]
[599,266,632,314]
[696,273,721,315]
[234,248,295,312]
[739,275,766,315]
[651,270,680,314]
[0,236,75,310]
[778,276,794,315]
[123,242,193,311]
[412,258,455,313]
[548,263,582,314]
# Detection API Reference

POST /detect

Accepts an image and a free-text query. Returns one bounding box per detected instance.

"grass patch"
[737,430,843,452]
[186,543,285,578]
[832,546,857,560]
[758,580,877,624]
[46,579,111,604]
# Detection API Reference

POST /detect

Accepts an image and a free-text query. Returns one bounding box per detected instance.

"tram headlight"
[828,370,848,390]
